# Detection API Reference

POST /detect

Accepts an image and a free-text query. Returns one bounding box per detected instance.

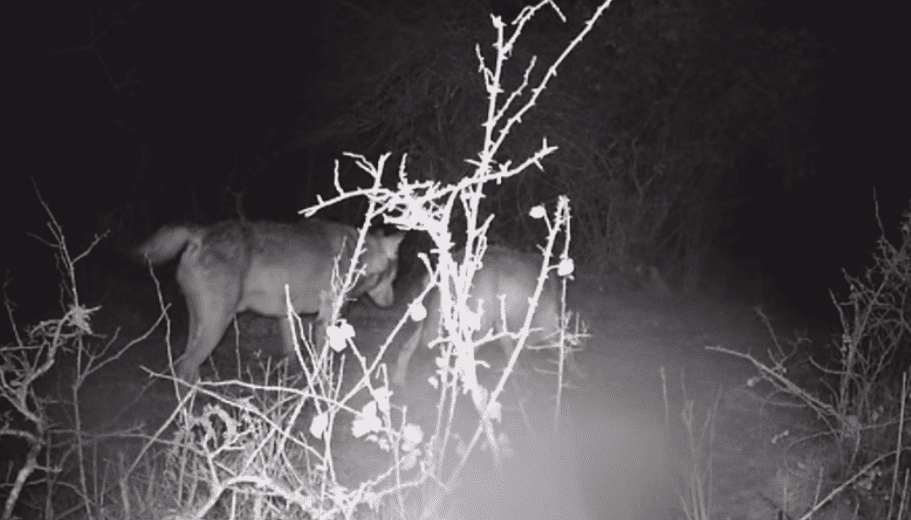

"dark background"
[4,0,900,335]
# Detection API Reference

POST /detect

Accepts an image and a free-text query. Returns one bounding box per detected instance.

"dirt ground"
[50,272,872,520]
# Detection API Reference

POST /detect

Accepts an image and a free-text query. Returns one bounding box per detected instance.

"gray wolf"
[392,245,565,387]
[136,218,404,383]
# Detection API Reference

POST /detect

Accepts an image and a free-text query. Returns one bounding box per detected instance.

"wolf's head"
[354,231,406,307]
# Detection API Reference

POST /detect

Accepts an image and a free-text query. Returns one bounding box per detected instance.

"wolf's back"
[135,226,202,265]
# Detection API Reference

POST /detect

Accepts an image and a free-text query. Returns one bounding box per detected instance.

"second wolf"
[392,245,568,387]
[137,218,405,384]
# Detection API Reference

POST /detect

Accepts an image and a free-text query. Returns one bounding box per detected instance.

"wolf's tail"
[134,226,200,265]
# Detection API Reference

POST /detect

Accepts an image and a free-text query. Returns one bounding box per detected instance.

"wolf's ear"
[383,233,406,258]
